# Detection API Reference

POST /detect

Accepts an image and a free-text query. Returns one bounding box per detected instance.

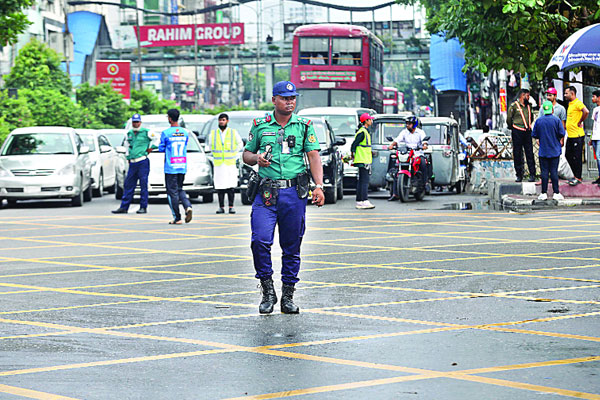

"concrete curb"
[501,194,600,211]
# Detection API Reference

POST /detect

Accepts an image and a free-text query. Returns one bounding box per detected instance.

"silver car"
[0,126,93,207]
[99,129,128,199]
[77,129,119,197]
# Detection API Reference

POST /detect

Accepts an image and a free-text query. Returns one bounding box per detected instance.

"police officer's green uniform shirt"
[126,127,158,160]
[245,112,320,180]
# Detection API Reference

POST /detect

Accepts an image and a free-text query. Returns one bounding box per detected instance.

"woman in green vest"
[351,113,375,209]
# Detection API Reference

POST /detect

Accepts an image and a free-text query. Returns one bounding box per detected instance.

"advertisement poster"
[499,88,507,113]
[134,23,244,47]
[96,60,131,100]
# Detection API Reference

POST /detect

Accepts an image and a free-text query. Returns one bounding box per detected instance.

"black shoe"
[111,208,127,214]
[593,177,600,184]
[216,207,225,214]
[528,176,536,182]
[281,284,299,314]
[259,279,277,314]
[387,195,399,201]
[136,208,147,214]
[228,207,236,214]
[515,177,523,183]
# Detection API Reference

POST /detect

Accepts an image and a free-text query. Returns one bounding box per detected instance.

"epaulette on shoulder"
[253,115,272,126]
[297,116,312,125]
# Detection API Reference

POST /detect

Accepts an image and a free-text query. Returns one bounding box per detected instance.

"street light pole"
[255,0,261,108]
[135,7,143,90]
[194,7,199,108]
[228,0,233,106]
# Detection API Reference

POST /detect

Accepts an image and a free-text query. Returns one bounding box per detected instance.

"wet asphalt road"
[0,190,599,400]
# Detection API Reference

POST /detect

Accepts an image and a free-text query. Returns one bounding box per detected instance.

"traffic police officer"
[243,81,324,314]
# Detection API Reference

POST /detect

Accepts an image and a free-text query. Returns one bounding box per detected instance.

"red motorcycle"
[389,136,431,202]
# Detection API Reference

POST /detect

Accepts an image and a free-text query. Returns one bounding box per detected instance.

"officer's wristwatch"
[315,184,324,190]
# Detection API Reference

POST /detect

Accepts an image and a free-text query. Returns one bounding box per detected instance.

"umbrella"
[546,23,600,71]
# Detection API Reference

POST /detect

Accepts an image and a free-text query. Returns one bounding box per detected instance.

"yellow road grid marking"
[0,384,80,400]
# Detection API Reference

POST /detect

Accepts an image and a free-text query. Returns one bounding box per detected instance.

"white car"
[298,107,375,189]
[99,129,128,199]
[76,129,118,197]
[0,126,93,207]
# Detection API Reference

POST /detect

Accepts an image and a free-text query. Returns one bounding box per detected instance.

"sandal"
[169,220,182,225]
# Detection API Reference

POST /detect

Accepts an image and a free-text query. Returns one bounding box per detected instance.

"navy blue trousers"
[250,186,307,285]
[120,158,149,210]
[165,173,191,222]
[539,156,560,194]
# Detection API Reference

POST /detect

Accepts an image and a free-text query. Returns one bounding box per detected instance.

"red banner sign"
[96,60,131,100]
[134,23,244,47]
[499,88,507,113]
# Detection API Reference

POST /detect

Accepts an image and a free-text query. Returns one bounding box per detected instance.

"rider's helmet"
[406,116,419,127]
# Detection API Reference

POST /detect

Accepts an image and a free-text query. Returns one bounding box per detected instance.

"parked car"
[99,129,128,199]
[183,114,214,149]
[200,110,268,205]
[76,129,118,197]
[115,125,214,202]
[298,107,376,189]
[312,117,345,204]
[0,126,93,207]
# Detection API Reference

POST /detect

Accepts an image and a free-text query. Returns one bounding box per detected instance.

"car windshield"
[421,124,449,145]
[187,136,201,152]
[80,134,97,151]
[185,121,208,134]
[302,114,356,137]
[1,133,74,156]
[204,116,259,140]
[311,121,330,150]
[104,133,126,147]
[375,122,405,140]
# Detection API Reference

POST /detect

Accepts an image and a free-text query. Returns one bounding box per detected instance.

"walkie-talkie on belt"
[264,144,273,161]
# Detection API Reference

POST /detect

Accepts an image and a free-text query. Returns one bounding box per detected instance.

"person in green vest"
[210,113,243,214]
[351,113,375,209]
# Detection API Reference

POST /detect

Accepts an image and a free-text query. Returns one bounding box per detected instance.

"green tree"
[20,88,82,127]
[0,90,34,131]
[76,83,129,128]
[0,0,34,47]
[129,88,176,115]
[4,39,72,95]
[397,0,600,80]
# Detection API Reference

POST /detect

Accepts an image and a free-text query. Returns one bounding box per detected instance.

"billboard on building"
[134,23,244,47]
[96,60,131,100]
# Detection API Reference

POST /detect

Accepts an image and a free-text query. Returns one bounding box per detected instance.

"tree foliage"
[0,0,34,47]
[76,83,129,128]
[4,38,72,95]
[129,88,177,115]
[398,0,600,80]
[19,89,82,127]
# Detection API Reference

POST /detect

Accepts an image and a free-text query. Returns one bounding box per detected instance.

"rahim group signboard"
[134,23,244,47]
[96,60,131,100]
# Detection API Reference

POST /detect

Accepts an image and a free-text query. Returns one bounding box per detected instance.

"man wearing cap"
[532,101,566,201]
[243,81,324,315]
[507,88,536,182]
[564,86,590,185]
[351,113,375,209]
[112,114,158,214]
[546,88,566,129]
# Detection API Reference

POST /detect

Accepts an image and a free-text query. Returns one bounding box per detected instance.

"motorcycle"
[386,136,432,202]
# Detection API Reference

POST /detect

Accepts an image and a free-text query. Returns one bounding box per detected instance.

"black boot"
[259,279,277,314]
[281,284,299,314]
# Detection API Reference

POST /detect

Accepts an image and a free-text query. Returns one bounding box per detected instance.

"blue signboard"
[170,0,178,24]
[132,73,163,81]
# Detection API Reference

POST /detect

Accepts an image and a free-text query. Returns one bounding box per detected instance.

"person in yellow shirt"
[564,86,590,184]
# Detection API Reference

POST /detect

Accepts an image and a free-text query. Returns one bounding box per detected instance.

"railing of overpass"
[98,37,430,67]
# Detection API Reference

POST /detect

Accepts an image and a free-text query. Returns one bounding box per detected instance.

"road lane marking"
[0,384,80,400]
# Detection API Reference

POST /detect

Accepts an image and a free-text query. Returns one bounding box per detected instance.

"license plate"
[25,186,40,193]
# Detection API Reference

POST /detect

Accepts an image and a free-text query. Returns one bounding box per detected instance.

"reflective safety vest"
[211,128,237,167]
[354,127,372,165]
[512,101,532,131]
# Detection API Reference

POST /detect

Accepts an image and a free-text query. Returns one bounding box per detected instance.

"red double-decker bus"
[291,24,384,112]
[383,86,399,114]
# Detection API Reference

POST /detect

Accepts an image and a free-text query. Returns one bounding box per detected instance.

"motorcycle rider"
[387,116,430,200]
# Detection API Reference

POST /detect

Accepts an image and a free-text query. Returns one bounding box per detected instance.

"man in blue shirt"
[158,109,193,224]
[532,101,566,201]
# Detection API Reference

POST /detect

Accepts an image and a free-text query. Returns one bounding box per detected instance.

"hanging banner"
[499,88,507,113]
[134,23,245,47]
[96,60,131,100]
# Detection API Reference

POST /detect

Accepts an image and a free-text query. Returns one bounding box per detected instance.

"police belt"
[274,177,298,188]
[129,155,148,163]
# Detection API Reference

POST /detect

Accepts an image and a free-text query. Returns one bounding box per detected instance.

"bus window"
[297,89,329,109]
[332,38,361,65]
[299,38,329,65]
[331,90,364,108]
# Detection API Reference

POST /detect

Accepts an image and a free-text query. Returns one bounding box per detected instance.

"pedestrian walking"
[546,87,567,129]
[351,113,375,209]
[159,109,193,225]
[507,89,536,182]
[112,113,158,215]
[589,90,600,184]
[242,80,324,314]
[564,86,590,185]
[210,113,243,214]
[532,101,566,201]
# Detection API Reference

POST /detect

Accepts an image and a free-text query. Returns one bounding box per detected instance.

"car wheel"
[188,192,199,199]
[398,175,410,203]
[83,182,92,202]
[71,187,84,207]
[116,184,123,200]
[454,180,463,194]
[337,179,344,200]
[106,177,116,194]
[93,172,104,197]
[202,193,214,203]
[324,186,337,204]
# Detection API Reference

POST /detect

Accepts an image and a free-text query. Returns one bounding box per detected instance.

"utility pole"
[62,0,71,77]
[255,0,261,108]
[228,0,233,106]
[194,5,199,108]
[135,6,143,90]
